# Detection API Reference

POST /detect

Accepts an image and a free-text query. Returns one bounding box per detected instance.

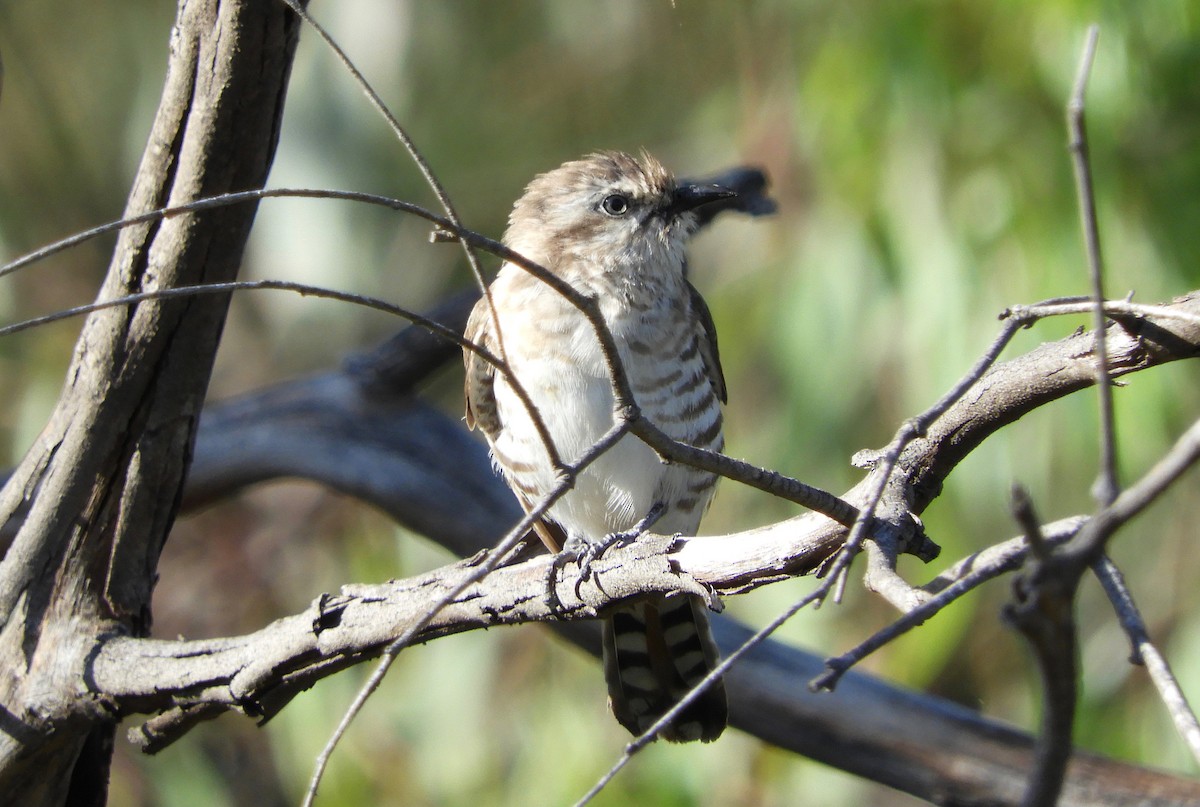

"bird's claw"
[545,503,667,615]
[546,536,597,615]
[548,535,603,612]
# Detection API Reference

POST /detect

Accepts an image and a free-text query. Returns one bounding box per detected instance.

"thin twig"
[0,279,465,347]
[1092,555,1200,765]
[1067,25,1118,506]
[0,188,429,281]
[631,418,860,528]
[273,0,486,291]
[1004,28,1104,807]
[577,313,1037,798]
[1067,417,1200,565]
[1002,298,1200,329]
[921,516,1088,597]
[1066,415,1200,768]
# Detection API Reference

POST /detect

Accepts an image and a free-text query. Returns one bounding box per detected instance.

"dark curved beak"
[669,183,737,217]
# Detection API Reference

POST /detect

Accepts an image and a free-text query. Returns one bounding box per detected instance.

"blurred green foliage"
[2,1,1199,805]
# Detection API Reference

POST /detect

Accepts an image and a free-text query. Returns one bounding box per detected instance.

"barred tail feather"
[602,597,727,743]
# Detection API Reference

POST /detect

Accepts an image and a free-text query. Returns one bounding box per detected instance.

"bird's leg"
[546,503,667,613]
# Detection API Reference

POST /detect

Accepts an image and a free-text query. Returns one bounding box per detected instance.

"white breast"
[487,264,721,545]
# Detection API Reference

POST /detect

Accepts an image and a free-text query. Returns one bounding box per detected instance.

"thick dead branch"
[90,536,1200,807]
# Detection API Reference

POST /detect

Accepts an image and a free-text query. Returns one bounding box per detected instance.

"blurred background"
[2,1,1200,805]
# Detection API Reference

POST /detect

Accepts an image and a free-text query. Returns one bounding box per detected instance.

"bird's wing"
[686,280,727,404]
[463,290,566,555]
[463,292,502,435]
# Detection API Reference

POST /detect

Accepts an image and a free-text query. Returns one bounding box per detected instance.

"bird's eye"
[600,194,630,216]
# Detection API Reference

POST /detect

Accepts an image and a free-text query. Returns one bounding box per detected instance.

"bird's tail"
[602,596,727,742]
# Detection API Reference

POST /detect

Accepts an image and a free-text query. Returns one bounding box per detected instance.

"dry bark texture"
[0,1,301,804]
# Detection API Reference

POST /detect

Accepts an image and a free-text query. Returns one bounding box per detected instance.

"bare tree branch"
[84,510,1200,807]
[812,517,1087,692]
[1068,25,1118,506]
[106,287,1199,804]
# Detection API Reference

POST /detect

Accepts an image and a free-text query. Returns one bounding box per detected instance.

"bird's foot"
[546,533,600,615]
[545,503,667,614]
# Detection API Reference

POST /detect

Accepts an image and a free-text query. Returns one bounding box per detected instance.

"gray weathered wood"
[0,1,300,803]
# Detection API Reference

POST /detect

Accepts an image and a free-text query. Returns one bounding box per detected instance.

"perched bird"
[463,151,733,742]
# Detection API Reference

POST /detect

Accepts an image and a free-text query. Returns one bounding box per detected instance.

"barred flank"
[602,597,727,743]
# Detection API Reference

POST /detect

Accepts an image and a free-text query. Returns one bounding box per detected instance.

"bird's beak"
[669,183,737,217]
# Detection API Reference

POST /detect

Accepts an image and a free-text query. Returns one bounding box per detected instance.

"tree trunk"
[0,1,300,803]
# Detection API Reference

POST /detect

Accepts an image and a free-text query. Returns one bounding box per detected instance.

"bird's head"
[504,151,735,276]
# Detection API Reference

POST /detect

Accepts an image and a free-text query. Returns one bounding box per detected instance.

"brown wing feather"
[463,294,501,435]
[686,280,727,404]
[516,493,566,554]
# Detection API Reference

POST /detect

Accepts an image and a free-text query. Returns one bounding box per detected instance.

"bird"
[463,151,731,742]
